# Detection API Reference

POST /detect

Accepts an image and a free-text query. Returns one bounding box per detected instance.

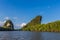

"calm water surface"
[0,31,60,40]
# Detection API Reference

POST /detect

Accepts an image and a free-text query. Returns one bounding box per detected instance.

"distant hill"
[0,20,14,31]
[3,20,14,30]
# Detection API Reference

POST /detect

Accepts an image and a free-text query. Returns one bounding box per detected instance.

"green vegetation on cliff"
[21,16,60,32]
[21,20,60,32]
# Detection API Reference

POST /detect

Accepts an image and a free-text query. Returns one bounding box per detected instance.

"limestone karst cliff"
[3,20,14,30]
[26,15,42,26]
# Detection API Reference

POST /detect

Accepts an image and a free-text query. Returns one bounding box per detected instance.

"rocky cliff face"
[3,20,14,30]
[27,15,42,26]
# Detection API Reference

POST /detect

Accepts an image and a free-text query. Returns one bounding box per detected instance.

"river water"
[0,31,60,40]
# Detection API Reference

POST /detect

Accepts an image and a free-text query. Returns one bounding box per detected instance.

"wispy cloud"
[13,17,18,20]
[0,21,5,26]
[4,17,10,20]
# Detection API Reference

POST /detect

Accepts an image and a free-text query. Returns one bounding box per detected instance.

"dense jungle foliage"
[21,16,60,32]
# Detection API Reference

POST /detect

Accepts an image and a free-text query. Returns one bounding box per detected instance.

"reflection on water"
[0,31,60,40]
[31,32,43,40]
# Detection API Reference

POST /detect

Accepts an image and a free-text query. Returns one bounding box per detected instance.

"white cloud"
[13,17,18,20]
[4,17,9,20]
[20,23,26,27]
[15,23,26,28]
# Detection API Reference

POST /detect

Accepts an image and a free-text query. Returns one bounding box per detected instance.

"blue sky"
[0,0,60,29]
